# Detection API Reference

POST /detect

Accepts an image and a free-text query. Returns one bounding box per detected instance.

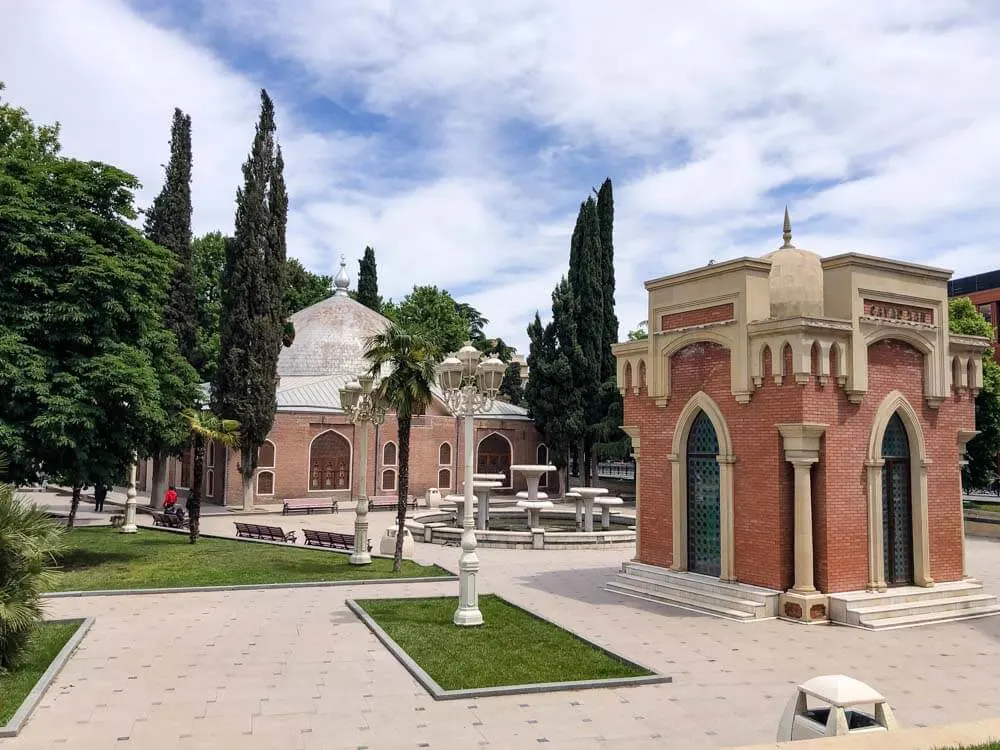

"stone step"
[604,580,758,622]
[857,603,1000,631]
[612,573,765,615]
[620,562,778,603]
[852,593,999,622]
[831,580,985,608]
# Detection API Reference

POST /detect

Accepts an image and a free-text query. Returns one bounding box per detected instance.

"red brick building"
[609,216,997,628]
[139,261,549,508]
[949,269,1000,337]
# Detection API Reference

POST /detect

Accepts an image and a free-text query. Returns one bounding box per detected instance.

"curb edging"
[0,617,94,738]
[345,598,671,701]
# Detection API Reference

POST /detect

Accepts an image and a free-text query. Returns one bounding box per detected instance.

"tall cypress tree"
[565,198,605,484]
[145,108,197,365]
[356,245,381,312]
[596,178,618,381]
[213,89,286,510]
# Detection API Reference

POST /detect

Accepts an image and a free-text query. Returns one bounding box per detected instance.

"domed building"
[609,211,999,628]
[139,259,550,508]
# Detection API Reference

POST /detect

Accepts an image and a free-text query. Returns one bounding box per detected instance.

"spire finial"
[333,253,350,295]
[781,206,794,249]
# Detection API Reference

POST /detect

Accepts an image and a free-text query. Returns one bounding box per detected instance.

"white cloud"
[4,0,1000,355]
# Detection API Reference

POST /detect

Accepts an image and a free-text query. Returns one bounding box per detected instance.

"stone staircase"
[605,561,781,621]
[828,579,1000,630]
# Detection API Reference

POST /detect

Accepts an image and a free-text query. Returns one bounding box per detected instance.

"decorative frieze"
[660,303,734,332]
[863,300,934,325]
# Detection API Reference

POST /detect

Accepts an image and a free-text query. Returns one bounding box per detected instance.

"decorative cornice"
[822,252,952,281]
[776,423,828,463]
[644,257,771,291]
[747,317,853,335]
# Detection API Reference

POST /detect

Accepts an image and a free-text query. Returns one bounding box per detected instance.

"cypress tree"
[596,178,618,380]
[213,89,286,510]
[145,108,197,365]
[356,245,381,312]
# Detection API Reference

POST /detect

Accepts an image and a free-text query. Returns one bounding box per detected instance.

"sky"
[3,1,1000,353]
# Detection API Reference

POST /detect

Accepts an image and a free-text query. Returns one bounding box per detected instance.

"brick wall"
[624,336,974,594]
[219,412,547,504]
[660,303,734,332]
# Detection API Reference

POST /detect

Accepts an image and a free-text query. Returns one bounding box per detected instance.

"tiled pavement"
[5,502,1000,749]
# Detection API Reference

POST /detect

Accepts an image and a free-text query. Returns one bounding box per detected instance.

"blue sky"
[3,1,1000,352]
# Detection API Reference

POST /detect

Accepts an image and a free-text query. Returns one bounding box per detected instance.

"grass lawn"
[355,595,653,690]
[941,744,1000,749]
[0,621,80,725]
[47,528,450,592]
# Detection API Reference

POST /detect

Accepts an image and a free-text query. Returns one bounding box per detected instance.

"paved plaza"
[6,496,1000,749]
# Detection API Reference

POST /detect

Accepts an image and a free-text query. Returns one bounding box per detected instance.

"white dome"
[278,293,390,379]
[766,210,824,319]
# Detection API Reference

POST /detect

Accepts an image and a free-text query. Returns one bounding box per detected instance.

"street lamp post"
[340,374,386,565]
[121,454,139,534]
[437,343,506,627]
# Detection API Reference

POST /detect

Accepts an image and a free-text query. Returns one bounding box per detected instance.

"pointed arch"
[308,429,353,492]
[762,344,773,380]
[382,441,398,467]
[865,390,932,590]
[477,431,514,488]
[637,359,647,393]
[952,355,965,391]
[809,340,821,375]
[623,361,633,392]
[258,439,276,469]
[668,391,736,581]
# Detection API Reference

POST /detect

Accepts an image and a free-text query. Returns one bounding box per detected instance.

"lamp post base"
[453,606,484,627]
[350,497,372,566]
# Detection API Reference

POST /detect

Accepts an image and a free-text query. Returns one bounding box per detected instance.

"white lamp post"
[437,343,506,626]
[340,373,386,565]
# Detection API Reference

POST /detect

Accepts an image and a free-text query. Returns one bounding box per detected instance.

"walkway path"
[7,496,1000,749]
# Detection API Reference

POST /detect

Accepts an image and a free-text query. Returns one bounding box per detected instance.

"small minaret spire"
[332,253,351,296]
[781,206,794,249]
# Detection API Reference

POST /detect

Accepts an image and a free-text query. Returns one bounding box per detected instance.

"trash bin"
[380,527,415,558]
[776,674,898,742]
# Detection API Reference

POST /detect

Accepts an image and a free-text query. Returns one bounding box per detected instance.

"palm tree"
[364,324,439,571]
[182,409,240,544]
[0,455,65,670]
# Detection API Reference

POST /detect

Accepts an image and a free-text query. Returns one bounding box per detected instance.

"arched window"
[381,468,397,492]
[439,442,452,466]
[438,468,451,490]
[309,431,351,491]
[207,441,216,468]
[477,432,513,488]
[257,470,275,496]
[383,442,397,466]
[207,470,215,498]
[537,444,549,488]
[258,440,275,468]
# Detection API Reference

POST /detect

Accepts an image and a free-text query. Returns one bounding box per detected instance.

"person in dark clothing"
[94,484,107,512]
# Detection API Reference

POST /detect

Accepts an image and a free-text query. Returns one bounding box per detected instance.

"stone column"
[776,424,828,624]
[790,458,817,593]
[957,429,979,580]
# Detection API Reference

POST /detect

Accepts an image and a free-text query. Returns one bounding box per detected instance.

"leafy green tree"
[475,337,516,362]
[145,108,197,366]
[949,297,1000,490]
[182,409,239,544]
[0,457,65,670]
[213,89,287,510]
[0,91,197,525]
[355,245,381,312]
[455,302,488,342]
[283,257,332,314]
[627,321,649,341]
[393,286,469,355]
[595,178,618,381]
[364,325,439,570]
[499,361,524,405]
[191,232,226,382]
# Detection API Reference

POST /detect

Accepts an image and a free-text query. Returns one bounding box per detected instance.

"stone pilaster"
[776,423,829,624]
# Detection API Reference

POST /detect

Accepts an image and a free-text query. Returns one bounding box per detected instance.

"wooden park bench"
[368,494,417,512]
[282,497,339,516]
[233,521,296,543]
[152,511,189,529]
[302,528,371,552]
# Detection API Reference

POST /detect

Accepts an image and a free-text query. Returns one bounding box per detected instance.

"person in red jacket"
[164,486,178,510]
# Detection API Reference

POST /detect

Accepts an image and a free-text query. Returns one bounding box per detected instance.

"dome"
[766,209,824,319]
[278,268,390,380]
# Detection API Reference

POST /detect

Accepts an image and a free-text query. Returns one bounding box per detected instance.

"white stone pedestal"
[779,590,830,624]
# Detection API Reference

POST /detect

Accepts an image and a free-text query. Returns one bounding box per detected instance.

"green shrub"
[0,461,65,671]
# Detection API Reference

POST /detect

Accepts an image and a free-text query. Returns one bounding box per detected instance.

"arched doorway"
[477,433,512,487]
[686,410,721,577]
[309,431,351,491]
[881,413,913,585]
